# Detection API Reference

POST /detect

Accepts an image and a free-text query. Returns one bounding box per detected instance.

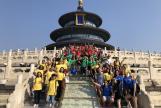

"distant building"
[46,0,114,50]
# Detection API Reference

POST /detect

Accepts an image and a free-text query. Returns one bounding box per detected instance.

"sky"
[0,0,161,52]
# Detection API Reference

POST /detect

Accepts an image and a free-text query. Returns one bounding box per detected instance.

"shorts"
[103,96,111,102]
[115,92,123,100]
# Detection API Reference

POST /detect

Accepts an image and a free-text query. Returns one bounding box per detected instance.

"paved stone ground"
[61,80,100,108]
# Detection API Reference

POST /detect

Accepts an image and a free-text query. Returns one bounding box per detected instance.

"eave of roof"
[50,26,110,42]
[59,11,102,27]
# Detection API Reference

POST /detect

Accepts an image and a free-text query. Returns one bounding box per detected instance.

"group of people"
[92,57,140,108]
[32,58,67,108]
[31,45,140,108]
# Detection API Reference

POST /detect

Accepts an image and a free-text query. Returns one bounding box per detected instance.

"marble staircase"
[61,79,100,108]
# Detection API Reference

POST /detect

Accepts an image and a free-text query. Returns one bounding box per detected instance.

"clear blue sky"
[0,0,161,52]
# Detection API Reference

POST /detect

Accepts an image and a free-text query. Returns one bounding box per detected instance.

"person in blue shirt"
[92,80,114,107]
[123,70,139,108]
[113,70,124,108]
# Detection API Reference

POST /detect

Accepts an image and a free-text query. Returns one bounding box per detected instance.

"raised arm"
[91,79,101,88]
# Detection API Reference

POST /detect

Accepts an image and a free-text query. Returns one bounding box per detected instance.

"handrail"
[6,64,35,108]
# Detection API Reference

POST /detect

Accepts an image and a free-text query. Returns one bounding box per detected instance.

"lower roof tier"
[50,26,110,42]
[46,39,114,50]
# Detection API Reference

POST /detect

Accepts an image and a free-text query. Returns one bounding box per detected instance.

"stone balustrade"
[6,64,35,108]
[0,48,161,80]
[1,48,161,80]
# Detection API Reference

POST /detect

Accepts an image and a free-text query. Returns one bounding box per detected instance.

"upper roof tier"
[50,26,110,42]
[58,11,102,27]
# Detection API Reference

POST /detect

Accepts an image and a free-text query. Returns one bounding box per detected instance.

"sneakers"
[33,104,37,108]
[49,103,52,107]
[33,104,38,108]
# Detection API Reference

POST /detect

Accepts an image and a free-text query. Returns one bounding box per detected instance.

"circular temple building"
[46,0,114,50]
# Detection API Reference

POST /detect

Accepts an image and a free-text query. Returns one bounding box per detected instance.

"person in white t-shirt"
[105,55,112,65]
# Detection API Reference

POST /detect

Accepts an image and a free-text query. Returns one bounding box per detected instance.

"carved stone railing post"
[139,75,145,91]
[148,60,152,81]
[23,49,28,63]
[104,47,107,54]
[17,74,23,84]
[114,47,117,57]
[133,51,137,64]
[7,74,24,108]
[123,49,126,56]
[5,49,12,79]
[148,50,152,80]
[44,47,47,56]
[29,64,35,77]
[118,50,120,59]
[39,49,43,64]
[148,50,151,60]
[17,49,20,55]
[54,47,56,52]
[140,50,143,58]
[34,48,38,54]
[2,50,6,57]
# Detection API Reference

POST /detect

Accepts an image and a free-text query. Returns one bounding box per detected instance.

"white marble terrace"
[0,47,161,108]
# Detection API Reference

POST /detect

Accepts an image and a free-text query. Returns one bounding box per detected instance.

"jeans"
[46,95,56,104]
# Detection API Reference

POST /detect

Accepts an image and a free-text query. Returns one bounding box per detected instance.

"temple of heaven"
[46,0,114,50]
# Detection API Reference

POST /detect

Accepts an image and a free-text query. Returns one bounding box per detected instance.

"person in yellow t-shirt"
[55,67,65,101]
[45,68,56,85]
[33,72,43,107]
[63,58,68,66]
[46,74,58,107]
[46,59,52,71]
[39,60,47,72]
[55,59,68,73]
[103,72,112,82]
[34,65,44,77]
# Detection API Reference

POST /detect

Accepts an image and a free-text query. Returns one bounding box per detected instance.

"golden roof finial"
[78,0,83,8]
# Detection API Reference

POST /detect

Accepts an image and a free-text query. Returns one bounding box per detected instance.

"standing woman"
[46,74,58,107]
[55,67,65,101]
[33,72,43,108]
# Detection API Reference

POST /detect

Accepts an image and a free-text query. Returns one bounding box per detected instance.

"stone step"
[155,106,161,108]
[0,95,9,103]
[0,103,6,108]
[61,80,100,108]
[0,84,15,94]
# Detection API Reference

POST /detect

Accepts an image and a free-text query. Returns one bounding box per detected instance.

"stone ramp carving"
[61,80,100,108]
